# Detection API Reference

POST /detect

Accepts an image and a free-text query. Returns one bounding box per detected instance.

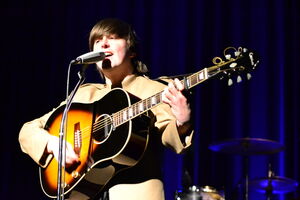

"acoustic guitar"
[39,47,259,198]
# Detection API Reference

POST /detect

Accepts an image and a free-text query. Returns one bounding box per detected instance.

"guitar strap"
[154,77,169,86]
[96,191,109,200]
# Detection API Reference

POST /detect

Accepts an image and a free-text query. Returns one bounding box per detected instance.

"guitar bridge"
[74,122,82,156]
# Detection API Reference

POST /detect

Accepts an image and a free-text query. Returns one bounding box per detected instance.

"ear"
[129,52,137,58]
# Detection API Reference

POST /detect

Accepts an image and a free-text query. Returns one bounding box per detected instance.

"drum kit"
[175,138,299,200]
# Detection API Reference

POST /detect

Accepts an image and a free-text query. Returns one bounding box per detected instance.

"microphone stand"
[56,63,88,200]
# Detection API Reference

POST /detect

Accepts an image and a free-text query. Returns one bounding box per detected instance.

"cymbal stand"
[244,156,249,200]
[265,164,275,200]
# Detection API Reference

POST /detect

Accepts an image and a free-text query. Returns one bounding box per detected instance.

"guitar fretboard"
[112,68,208,128]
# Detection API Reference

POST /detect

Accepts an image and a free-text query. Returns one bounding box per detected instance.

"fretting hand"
[162,78,191,127]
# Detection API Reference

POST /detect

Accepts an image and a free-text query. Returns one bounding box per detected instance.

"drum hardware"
[200,186,225,200]
[249,176,298,193]
[175,185,202,200]
[208,138,285,156]
[175,185,225,200]
[209,138,285,200]
[249,165,298,200]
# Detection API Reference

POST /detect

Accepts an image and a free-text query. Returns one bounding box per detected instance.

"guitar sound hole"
[93,114,113,143]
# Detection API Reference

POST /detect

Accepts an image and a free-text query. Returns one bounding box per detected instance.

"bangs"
[89,18,132,50]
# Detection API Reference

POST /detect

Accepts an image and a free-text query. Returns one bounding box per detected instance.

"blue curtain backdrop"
[1,0,299,200]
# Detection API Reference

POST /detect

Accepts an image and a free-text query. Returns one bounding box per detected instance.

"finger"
[66,143,78,157]
[163,87,179,107]
[166,81,180,97]
[162,88,171,104]
[66,142,79,162]
[174,78,184,91]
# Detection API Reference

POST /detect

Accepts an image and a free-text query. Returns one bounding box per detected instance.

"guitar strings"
[71,82,188,141]
[72,87,172,141]
[78,117,112,141]
[76,100,150,141]
[70,77,193,141]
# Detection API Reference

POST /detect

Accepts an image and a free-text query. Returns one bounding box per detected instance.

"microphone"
[71,51,112,65]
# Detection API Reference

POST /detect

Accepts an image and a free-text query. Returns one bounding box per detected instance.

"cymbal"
[249,176,298,194]
[209,138,285,155]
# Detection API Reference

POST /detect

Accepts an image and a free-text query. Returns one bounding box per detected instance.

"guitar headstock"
[207,47,259,86]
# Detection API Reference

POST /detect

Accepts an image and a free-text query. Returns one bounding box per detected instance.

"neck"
[103,64,134,87]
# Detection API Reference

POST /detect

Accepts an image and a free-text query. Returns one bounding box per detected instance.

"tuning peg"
[228,78,233,86]
[247,73,252,80]
[237,75,242,83]
[225,54,231,60]
[230,62,237,68]
[234,51,240,57]
[243,48,248,52]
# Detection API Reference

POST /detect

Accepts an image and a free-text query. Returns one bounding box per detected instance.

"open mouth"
[104,51,113,57]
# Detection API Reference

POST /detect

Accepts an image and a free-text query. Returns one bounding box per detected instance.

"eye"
[94,36,104,44]
[108,34,118,39]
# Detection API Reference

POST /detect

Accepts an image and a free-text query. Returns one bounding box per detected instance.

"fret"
[123,110,127,121]
[146,98,150,110]
[198,71,204,80]
[158,93,162,103]
[190,73,198,87]
[128,107,133,118]
[131,105,135,117]
[148,97,152,108]
[119,112,121,125]
[192,75,195,85]
[112,116,117,128]
[186,78,191,88]
[139,102,144,112]
[133,104,136,116]
[150,96,156,106]
[157,93,162,104]
[115,112,119,126]
[112,113,116,127]
[134,103,138,116]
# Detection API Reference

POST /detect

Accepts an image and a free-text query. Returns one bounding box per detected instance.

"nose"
[101,36,110,48]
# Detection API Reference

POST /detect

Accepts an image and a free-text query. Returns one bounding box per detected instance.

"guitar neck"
[112,68,209,128]
[183,68,209,90]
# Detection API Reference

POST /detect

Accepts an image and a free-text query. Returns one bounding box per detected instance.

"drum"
[200,186,225,200]
[175,185,225,200]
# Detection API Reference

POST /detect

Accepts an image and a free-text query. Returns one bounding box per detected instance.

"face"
[93,34,131,71]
